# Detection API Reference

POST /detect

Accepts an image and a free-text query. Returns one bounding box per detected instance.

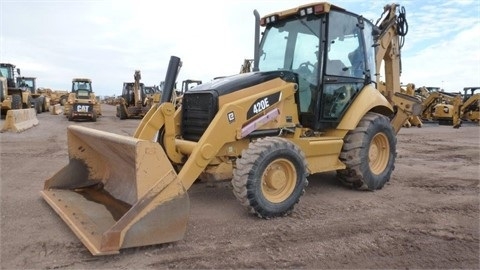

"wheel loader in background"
[0,63,39,132]
[41,2,421,255]
[38,88,69,106]
[64,78,101,121]
[17,76,49,113]
[0,76,22,116]
[116,70,161,119]
[0,63,35,111]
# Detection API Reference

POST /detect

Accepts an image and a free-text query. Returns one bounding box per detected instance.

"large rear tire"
[24,96,33,109]
[232,137,309,218]
[118,105,127,120]
[60,96,67,106]
[34,97,43,114]
[337,112,396,190]
[41,97,47,112]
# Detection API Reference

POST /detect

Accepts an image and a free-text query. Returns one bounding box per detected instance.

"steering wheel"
[297,61,315,75]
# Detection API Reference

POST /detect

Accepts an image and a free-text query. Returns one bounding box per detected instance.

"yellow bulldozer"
[64,78,102,121]
[41,2,420,255]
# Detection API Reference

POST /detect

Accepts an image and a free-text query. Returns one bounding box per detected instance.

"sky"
[1,0,479,97]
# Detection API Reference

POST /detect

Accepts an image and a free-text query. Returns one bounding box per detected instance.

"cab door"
[316,11,370,130]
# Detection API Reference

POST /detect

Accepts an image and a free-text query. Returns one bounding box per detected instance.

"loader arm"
[137,78,297,190]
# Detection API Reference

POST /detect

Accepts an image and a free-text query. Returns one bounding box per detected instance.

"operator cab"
[122,82,145,106]
[72,80,93,99]
[258,3,375,130]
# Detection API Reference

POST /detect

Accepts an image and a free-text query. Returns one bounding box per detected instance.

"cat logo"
[76,105,90,112]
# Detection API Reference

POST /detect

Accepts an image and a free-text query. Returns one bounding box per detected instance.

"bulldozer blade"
[41,125,190,255]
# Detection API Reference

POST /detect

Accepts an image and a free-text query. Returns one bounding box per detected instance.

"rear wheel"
[232,137,309,218]
[24,96,33,109]
[118,105,127,119]
[337,112,396,190]
[60,96,67,106]
[91,111,97,122]
[41,97,47,112]
[34,97,43,114]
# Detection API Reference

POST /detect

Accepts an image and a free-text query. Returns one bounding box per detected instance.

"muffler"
[41,125,190,255]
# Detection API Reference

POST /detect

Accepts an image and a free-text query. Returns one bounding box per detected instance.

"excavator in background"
[64,78,101,121]
[116,70,161,119]
[42,2,420,255]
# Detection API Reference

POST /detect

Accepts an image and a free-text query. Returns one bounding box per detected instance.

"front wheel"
[232,137,309,218]
[337,112,396,190]
[11,95,22,109]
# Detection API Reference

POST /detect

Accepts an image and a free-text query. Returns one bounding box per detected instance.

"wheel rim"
[261,158,296,203]
[369,132,390,175]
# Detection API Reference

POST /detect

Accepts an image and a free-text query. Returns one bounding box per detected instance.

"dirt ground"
[1,104,479,269]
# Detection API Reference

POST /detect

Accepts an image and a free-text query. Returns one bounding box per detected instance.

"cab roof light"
[299,4,325,16]
[260,15,278,26]
[299,7,314,16]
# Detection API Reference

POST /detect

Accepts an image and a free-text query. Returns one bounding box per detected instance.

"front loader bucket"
[41,125,190,255]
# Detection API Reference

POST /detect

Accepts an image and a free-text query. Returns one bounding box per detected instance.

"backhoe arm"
[133,70,142,107]
[374,4,421,133]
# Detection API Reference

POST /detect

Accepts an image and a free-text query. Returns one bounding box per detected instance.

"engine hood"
[186,70,297,96]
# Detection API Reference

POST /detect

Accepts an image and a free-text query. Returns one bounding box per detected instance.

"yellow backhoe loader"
[460,87,480,123]
[116,70,154,119]
[41,2,420,255]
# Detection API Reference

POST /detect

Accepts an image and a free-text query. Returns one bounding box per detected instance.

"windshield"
[0,67,11,78]
[19,79,34,88]
[258,16,321,72]
[73,81,92,91]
